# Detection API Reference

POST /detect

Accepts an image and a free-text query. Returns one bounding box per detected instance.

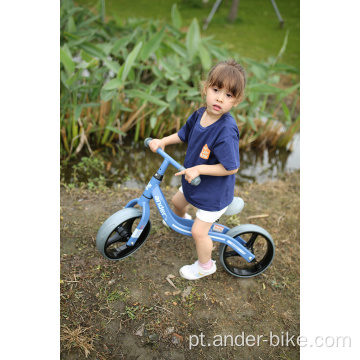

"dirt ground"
[60,171,300,360]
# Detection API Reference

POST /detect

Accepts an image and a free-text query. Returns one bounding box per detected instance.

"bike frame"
[123,147,255,263]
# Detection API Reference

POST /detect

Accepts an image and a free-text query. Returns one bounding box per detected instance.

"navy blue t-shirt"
[177,107,240,211]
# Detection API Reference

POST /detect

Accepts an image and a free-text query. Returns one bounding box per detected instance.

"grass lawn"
[75,0,300,68]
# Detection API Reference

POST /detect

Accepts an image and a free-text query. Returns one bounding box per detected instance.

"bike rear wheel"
[96,208,151,261]
[219,224,275,277]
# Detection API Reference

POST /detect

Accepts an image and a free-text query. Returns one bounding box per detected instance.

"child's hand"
[175,166,200,184]
[149,139,165,153]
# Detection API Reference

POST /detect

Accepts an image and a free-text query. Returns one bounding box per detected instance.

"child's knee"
[191,226,203,240]
[172,192,187,210]
[171,195,178,208]
[191,222,209,240]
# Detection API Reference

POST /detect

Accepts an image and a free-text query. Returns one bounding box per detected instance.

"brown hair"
[202,59,246,102]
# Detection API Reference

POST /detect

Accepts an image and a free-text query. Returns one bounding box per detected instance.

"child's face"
[205,85,239,118]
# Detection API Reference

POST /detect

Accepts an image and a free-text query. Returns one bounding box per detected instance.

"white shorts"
[179,186,228,223]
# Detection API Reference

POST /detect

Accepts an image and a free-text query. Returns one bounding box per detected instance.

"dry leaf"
[166,277,177,289]
[135,323,145,336]
[182,286,192,301]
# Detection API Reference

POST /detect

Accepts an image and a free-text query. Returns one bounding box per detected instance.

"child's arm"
[175,164,238,183]
[149,133,183,153]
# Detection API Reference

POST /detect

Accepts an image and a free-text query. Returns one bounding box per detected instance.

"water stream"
[62,133,299,189]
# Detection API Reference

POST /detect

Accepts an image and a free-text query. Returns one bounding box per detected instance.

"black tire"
[96,208,151,260]
[219,224,275,277]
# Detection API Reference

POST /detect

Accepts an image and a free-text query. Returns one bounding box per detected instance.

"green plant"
[60,0,299,158]
[233,30,300,150]
[124,305,139,320]
[67,156,107,189]
[61,0,205,156]
[107,290,121,302]
[123,305,154,320]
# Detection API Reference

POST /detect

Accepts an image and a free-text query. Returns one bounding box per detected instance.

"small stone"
[171,333,183,344]
[164,327,174,336]
[148,333,159,341]
[102,344,111,353]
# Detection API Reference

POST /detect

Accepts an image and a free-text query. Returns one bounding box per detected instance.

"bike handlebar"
[144,138,153,148]
[144,138,201,186]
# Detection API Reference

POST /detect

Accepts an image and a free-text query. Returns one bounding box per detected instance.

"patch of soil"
[60,171,300,359]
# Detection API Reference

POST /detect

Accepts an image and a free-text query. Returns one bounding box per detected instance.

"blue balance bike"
[96,138,275,278]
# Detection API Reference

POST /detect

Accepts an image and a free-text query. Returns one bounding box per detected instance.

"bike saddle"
[223,197,245,216]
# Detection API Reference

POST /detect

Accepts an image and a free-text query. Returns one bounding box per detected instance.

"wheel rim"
[221,231,274,277]
[104,217,151,260]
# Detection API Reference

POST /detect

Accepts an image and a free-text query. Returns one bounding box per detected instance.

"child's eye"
[212,87,218,92]
[226,93,232,98]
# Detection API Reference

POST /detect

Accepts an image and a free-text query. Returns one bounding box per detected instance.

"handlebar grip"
[145,141,201,185]
[144,137,153,148]
[191,176,201,186]
[178,166,201,186]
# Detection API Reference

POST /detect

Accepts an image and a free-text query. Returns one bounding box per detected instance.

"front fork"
[124,175,162,247]
[124,196,151,247]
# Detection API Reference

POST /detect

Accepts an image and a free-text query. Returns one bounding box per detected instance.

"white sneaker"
[162,213,192,227]
[179,260,216,280]
[183,213,192,220]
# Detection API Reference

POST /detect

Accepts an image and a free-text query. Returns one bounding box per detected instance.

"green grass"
[75,0,300,68]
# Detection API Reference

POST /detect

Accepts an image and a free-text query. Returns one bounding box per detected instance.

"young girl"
[149,59,246,280]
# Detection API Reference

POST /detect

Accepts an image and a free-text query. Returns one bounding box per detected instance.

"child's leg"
[179,207,228,280]
[191,218,213,264]
[179,218,215,280]
[171,190,189,218]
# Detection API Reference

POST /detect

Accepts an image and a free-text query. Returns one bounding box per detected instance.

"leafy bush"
[60,0,299,157]
[63,156,107,190]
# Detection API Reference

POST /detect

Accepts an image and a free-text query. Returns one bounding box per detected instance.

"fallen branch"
[154,305,174,314]
[246,214,269,220]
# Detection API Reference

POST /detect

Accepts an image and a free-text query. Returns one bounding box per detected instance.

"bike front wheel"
[96,208,151,261]
[219,224,275,278]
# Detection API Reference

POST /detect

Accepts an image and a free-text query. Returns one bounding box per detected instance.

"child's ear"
[233,95,243,107]
[201,83,208,100]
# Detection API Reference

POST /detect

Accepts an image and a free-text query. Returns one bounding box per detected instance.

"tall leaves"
[60,0,300,157]
[119,41,143,81]
[171,4,182,29]
[139,27,164,61]
[126,90,169,108]
[186,18,201,60]
[60,48,75,75]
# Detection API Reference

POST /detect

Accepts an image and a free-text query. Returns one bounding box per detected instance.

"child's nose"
[217,92,224,102]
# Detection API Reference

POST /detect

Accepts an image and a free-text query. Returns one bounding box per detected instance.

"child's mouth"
[213,104,221,111]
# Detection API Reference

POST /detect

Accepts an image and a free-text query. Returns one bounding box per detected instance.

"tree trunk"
[228,0,240,23]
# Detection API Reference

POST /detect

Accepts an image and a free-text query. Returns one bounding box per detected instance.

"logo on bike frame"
[155,195,167,220]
